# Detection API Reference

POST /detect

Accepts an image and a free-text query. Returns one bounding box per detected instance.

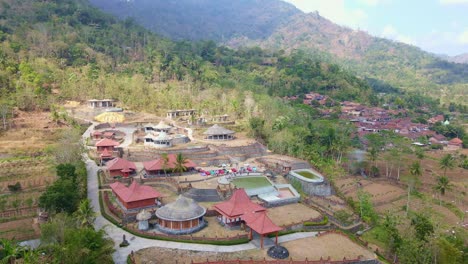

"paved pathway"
[82,123,317,264]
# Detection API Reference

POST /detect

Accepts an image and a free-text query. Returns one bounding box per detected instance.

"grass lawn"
[297,171,320,180]
[232,177,272,189]
[361,225,389,251]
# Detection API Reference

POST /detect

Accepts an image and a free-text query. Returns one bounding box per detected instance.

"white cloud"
[440,0,468,5]
[381,25,416,45]
[458,30,468,44]
[283,0,368,29]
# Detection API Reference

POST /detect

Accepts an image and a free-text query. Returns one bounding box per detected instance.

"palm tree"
[433,176,453,205]
[406,161,422,216]
[174,153,188,176]
[161,153,169,177]
[439,154,455,177]
[74,199,96,228]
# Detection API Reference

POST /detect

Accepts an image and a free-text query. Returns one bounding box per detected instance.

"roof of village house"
[92,131,103,136]
[241,211,282,235]
[213,189,265,218]
[203,124,234,135]
[154,121,172,130]
[156,195,206,221]
[143,154,197,171]
[106,157,136,171]
[110,181,162,203]
[95,138,120,147]
[431,134,447,141]
[448,137,463,145]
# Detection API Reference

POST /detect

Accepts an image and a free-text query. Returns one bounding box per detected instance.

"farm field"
[0,111,65,240]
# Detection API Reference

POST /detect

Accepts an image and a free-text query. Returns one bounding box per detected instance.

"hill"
[89,0,300,41]
[88,0,468,105]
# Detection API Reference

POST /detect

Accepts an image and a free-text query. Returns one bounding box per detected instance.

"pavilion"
[99,148,114,165]
[203,124,235,140]
[242,211,282,248]
[155,195,206,235]
[106,157,137,178]
[143,154,197,176]
[110,181,162,211]
[95,138,120,153]
[213,188,265,225]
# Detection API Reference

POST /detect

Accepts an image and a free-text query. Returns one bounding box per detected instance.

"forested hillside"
[89,0,300,41]
[89,0,468,106]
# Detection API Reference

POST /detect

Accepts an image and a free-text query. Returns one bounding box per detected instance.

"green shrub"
[304,216,328,226]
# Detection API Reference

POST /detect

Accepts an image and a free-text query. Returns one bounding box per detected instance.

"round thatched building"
[203,124,235,140]
[155,195,206,234]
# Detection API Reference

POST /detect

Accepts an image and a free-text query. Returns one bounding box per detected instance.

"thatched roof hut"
[203,124,235,140]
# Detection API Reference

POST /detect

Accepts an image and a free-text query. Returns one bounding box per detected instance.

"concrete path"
[81,123,317,264]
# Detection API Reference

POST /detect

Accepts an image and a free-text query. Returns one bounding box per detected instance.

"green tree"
[433,176,453,205]
[39,179,80,214]
[161,153,169,177]
[404,161,422,216]
[439,153,455,177]
[411,213,434,242]
[56,163,77,182]
[0,239,24,264]
[174,153,188,176]
[74,199,96,228]
[357,190,378,224]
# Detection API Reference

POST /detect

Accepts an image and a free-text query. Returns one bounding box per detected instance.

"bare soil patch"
[267,203,322,226]
[134,233,376,264]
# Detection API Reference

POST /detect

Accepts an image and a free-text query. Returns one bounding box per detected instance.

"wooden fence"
[0,207,38,219]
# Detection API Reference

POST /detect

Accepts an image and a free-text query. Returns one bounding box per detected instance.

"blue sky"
[283,0,468,56]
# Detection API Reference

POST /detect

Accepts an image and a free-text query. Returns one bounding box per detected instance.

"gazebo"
[110,181,162,211]
[203,124,235,140]
[143,154,197,176]
[155,195,206,235]
[106,157,137,178]
[242,211,282,249]
[213,188,265,225]
[95,138,120,153]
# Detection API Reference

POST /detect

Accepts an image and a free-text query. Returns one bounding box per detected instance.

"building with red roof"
[143,154,196,176]
[447,137,463,150]
[106,157,137,178]
[95,138,120,153]
[242,211,282,248]
[110,181,162,210]
[213,188,265,225]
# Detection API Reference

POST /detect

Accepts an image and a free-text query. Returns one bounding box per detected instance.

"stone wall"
[287,175,333,197]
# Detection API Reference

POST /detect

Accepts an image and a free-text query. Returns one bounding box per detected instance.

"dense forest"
[0,0,466,263]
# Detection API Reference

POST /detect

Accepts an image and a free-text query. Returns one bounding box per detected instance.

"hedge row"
[304,216,328,226]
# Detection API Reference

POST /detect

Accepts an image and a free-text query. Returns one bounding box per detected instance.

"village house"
[110,181,162,211]
[106,157,137,178]
[143,154,197,177]
[88,99,115,108]
[95,138,120,153]
[447,137,463,150]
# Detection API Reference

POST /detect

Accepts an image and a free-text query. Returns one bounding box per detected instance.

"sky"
[282,0,468,56]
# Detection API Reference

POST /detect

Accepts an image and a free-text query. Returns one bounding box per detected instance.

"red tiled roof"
[448,138,463,145]
[110,181,162,203]
[95,138,120,147]
[242,211,282,235]
[106,158,136,171]
[143,154,197,171]
[213,189,265,218]
[92,131,103,136]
